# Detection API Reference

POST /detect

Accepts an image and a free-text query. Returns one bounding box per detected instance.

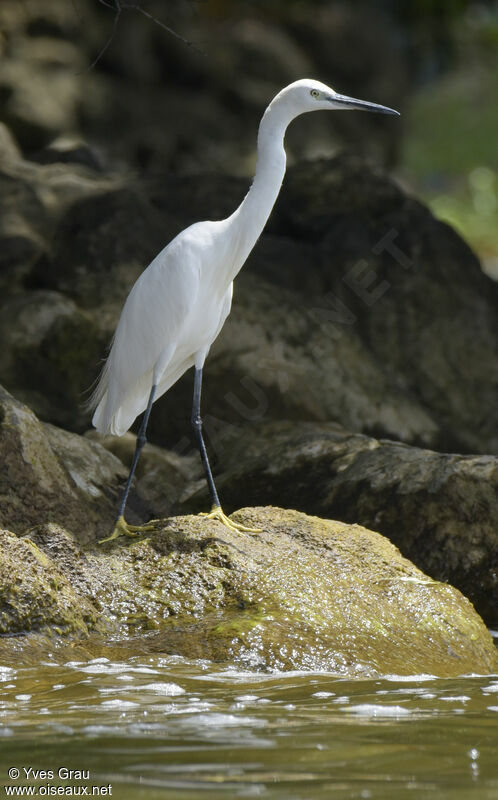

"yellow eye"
[310,89,320,99]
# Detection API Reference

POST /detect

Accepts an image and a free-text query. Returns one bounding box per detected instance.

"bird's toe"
[199,505,262,534]
[98,515,158,544]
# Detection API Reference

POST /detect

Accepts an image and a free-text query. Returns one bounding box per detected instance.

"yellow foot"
[98,515,159,544]
[199,505,261,533]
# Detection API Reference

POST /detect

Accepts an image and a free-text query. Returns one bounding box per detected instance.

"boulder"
[187,420,498,626]
[0,291,104,429]
[147,270,439,450]
[0,507,495,677]
[85,430,200,521]
[0,528,100,636]
[43,186,178,310]
[270,155,498,454]
[0,383,198,540]
[0,148,118,296]
[0,162,50,291]
[0,385,143,542]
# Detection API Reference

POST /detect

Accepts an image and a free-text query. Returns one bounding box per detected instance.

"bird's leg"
[99,383,160,544]
[191,367,260,534]
[191,369,220,506]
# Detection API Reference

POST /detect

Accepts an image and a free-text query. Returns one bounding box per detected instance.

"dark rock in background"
[42,186,178,309]
[272,157,498,454]
[0,157,50,292]
[0,291,102,429]
[30,135,105,171]
[85,429,200,521]
[0,0,408,172]
[0,146,497,454]
[96,155,498,456]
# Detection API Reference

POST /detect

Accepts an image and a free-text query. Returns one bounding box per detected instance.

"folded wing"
[91,228,203,435]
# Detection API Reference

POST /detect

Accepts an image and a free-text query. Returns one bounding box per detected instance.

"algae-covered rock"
[2,507,495,677]
[0,527,99,636]
[136,508,497,677]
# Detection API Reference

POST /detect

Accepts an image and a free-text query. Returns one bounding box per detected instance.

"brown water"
[0,640,497,800]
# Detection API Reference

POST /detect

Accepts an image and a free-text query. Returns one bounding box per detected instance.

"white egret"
[91,79,399,542]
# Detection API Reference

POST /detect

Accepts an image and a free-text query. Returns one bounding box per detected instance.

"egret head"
[275,79,399,118]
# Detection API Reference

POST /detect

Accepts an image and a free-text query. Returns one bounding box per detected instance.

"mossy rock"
[0,528,100,636]
[2,507,495,677]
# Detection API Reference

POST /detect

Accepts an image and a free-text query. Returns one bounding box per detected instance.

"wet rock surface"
[0,507,495,677]
[3,385,495,632]
[0,527,100,637]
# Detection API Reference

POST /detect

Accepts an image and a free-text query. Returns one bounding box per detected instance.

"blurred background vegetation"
[0,0,496,274]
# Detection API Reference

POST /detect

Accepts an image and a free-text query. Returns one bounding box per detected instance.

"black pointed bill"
[330,93,400,116]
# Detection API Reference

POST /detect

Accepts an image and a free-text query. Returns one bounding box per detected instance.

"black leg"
[116,382,157,520]
[191,367,221,509]
[188,368,260,534]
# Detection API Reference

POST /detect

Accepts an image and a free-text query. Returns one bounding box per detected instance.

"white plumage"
[90,79,398,539]
[92,220,233,435]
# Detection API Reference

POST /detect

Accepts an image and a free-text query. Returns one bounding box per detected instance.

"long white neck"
[222,99,292,283]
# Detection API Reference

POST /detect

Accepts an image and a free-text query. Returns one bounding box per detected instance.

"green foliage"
[402,11,498,273]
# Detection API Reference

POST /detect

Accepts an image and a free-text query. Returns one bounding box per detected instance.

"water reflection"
[0,642,497,799]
